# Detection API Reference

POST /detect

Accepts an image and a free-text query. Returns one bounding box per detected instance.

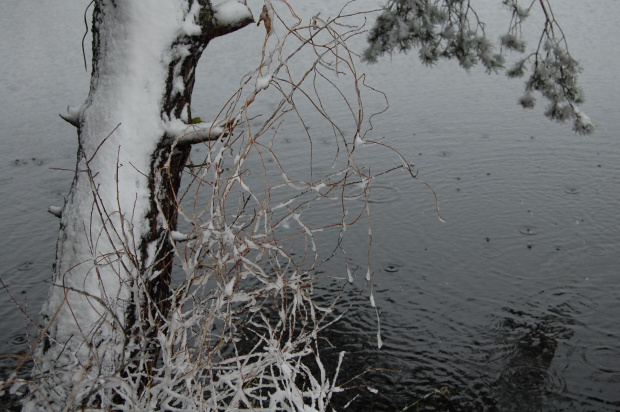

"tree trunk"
[26,1,253,409]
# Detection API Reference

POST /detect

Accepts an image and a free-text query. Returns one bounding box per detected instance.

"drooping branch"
[365,0,594,134]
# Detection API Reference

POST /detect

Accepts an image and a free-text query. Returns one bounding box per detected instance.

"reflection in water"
[320,301,578,411]
[490,309,572,411]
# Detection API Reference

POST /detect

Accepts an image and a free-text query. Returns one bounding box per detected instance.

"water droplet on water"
[384,264,401,273]
[564,187,580,195]
[9,334,28,347]
[364,185,400,204]
[17,261,34,271]
[519,226,539,236]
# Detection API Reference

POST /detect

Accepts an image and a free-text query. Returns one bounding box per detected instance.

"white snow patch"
[280,362,292,379]
[214,1,253,26]
[180,104,189,123]
[163,117,225,143]
[223,224,235,245]
[256,74,272,91]
[182,1,202,36]
[172,76,185,95]
[354,132,364,148]
[171,230,189,241]
[225,277,236,296]
[64,104,83,124]
[48,205,63,217]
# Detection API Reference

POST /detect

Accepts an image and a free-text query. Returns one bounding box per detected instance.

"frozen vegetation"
[0,1,593,411]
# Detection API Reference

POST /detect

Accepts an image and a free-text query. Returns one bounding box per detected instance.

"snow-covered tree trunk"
[27,1,253,409]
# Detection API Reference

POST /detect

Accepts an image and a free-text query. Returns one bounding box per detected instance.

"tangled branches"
[3,2,429,410]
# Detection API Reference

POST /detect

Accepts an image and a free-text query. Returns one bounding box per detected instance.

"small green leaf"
[190,116,202,124]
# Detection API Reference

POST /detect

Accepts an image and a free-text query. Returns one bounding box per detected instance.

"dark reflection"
[490,308,573,411]
[321,298,577,411]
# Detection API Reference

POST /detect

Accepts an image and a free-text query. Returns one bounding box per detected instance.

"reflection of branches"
[491,307,574,410]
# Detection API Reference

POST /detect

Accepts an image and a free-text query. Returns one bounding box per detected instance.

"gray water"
[1,1,618,410]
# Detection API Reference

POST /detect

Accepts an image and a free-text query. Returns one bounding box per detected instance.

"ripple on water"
[17,261,34,271]
[564,186,580,195]
[586,246,606,257]
[383,263,402,273]
[497,361,567,394]
[362,184,401,204]
[527,286,598,319]
[0,355,32,381]
[8,333,29,348]
[479,245,502,258]
[0,357,17,381]
[581,345,620,376]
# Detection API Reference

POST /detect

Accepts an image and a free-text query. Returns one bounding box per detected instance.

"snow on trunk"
[25,1,253,409]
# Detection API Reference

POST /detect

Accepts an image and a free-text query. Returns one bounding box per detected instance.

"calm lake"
[1,1,618,410]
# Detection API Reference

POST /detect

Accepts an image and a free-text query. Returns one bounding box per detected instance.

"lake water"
[1,1,618,410]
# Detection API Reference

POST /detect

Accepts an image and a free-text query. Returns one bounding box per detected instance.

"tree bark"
[26,1,253,409]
